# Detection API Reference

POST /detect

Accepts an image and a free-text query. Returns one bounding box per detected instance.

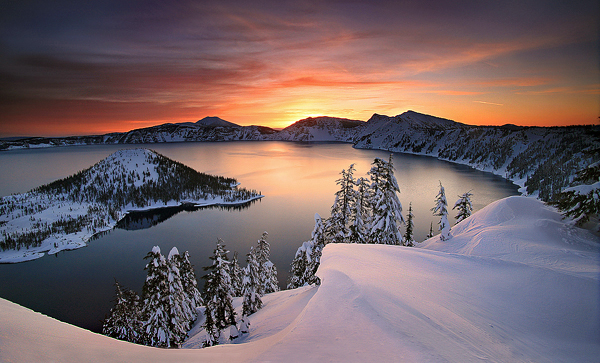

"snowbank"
[1,196,598,362]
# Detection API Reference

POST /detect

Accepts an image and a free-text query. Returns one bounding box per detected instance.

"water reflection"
[115,200,258,231]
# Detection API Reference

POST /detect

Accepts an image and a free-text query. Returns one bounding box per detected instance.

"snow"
[168,246,180,259]
[0,148,263,263]
[1,196,598,362]
[564,181,600,195]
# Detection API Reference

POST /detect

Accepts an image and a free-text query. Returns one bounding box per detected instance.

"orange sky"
[0,0,598,137]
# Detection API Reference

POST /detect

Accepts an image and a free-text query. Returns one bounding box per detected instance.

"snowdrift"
[1,196,598,362]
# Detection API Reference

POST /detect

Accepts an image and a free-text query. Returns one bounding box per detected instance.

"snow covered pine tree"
[403,202,415,247]
[176,250,203,319]
[202,239,237,346]
[102,279,142,343]
[288,213,326,288]
[140,246,173,347]
[453,191,473,224]
[255,232,279,295]
[368,155,404,245]
[432,181,451,241]
[326,164,356,243]
[242,246,263,317]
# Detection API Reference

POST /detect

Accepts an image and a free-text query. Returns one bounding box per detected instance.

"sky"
[0,0,598,137]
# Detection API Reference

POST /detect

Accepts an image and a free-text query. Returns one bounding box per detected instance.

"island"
[0,148,263,263]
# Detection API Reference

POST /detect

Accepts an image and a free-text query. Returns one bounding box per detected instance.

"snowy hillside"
[1,196,598,362]
[0,148,262,263]
[354,111,599,200]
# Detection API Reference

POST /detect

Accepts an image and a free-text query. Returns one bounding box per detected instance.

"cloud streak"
[0,0,598,136]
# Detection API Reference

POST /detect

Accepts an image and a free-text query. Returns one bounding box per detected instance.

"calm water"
[0,142,519,332]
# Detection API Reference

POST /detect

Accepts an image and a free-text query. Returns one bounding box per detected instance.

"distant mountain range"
[1,111,598,201]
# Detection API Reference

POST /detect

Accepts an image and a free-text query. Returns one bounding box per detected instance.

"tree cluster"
[201,232,279,347]
[288,158,476,288]
[550,161,600,228]
[102,246,202,348]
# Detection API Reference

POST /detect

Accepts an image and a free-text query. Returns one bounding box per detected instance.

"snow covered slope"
[354,111,599,200]
[1,196,598,362]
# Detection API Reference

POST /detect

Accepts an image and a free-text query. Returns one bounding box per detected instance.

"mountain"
[354,111,600,201]
[0,148,262,263]
[1,196,598,362]
[194,116,240,128]
[276,116,365,142]
[1,111,598,201]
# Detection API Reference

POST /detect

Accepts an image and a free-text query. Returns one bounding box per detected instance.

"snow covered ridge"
[353,111,600,201]
[1,111,598,201]
[1,196,598,362]
[0,148,263,263]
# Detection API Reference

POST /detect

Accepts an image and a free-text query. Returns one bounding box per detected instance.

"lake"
[0,141,519,333]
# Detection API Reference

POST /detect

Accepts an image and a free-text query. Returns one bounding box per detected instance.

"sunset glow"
[0,0,598,137]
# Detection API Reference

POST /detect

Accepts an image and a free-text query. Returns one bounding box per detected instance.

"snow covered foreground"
[1,196,598,362]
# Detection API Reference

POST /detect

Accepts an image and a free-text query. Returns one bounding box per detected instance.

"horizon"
[2,110,599,140]
[1,0,598,138]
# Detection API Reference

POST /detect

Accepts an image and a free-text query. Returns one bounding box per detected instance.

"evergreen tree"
[202,239,236,347]
[255,231,279,295]
[140,246,172,347]
[453,191,474,224]
[287,241,311,289]
[177,250,203,319]
[368,155,404,245]
[102,279,142,343]
[287,214,326,289]
[326,165,357,243]
[432,181,451,241]
[166,247,192,346]
[242,246,263,316]
[230,251,243,297]
[349,177,371,243]
[403,202,415,247]
[306,213,326,285]
[426,222,434,239]
[551,162,600,227]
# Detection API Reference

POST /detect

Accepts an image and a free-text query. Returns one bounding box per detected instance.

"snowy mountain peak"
[284,116,364,130]
[397,110,462,129]
[195,116,240,128]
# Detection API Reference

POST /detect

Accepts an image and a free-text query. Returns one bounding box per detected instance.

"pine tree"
[551,162,600,227]
[427,222,434,239]
[140,246,172,347]
[255,231,279,295]
[287,214,326,289]
[202,239,236,346]
[102,279,142,343]
[306,213,326,285]
[242,246,263,316]
[453,191,473,224]
[177,250,203,320]
[326,164,356,243]
[403,202,415,247]
[166,247,192,346]
[230,251,243,297]
[432,181,451,241]
[349,177,371,243]
[287,241,311,289]
[369,155,404,245]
